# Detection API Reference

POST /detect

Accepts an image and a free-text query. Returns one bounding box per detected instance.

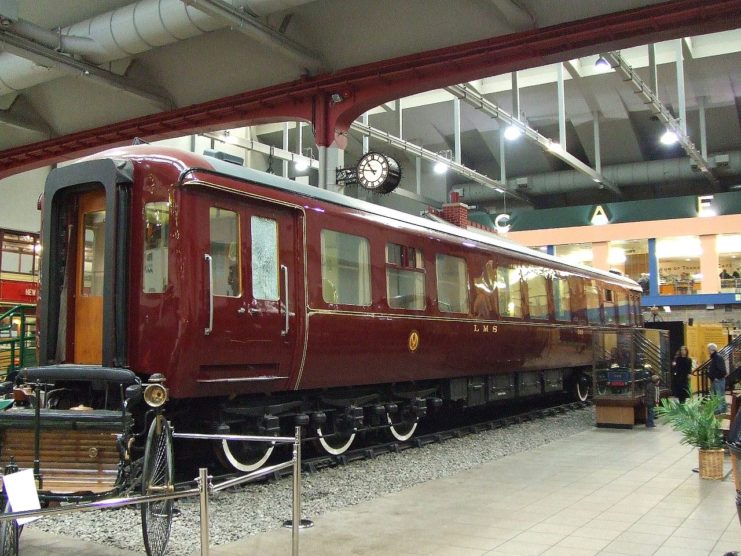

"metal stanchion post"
[198,467,210,556]
[283,425,312,555]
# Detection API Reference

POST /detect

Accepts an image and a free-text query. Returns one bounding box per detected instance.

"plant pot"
[698,448,725,480]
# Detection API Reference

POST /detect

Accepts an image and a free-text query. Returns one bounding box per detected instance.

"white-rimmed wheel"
[572,371,591,402]
[215,424,276,473]
[316,420,356,456]
[387,414,418,441]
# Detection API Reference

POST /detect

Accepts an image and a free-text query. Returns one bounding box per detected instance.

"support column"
[699,97,708,161]
[499,128,506,182]
[592,241,609,272]
[557,63,566,148]
[648,238,659,297]
[396,100,403,139]
[362,113,369,155]
[317,144,345,193]
[593,113,601,174]
[700,234,720,293]
[416,157,422,195]
[282,123,289,177]
[648,44,658,96]
[453,98,461,164]
[512,71,520,121]
[676,39,687,136]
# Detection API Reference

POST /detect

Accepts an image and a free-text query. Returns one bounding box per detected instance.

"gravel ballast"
[27,405,595,554]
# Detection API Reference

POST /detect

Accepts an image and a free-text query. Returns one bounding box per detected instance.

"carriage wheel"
[215,424,276,473]
[386,413,418,441]
[0,501,20,556]
[141,414,174,556]
[572,371,592,402]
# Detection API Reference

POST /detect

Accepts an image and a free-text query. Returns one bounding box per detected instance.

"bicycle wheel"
[140,414,174,556]
[0,501,19,556]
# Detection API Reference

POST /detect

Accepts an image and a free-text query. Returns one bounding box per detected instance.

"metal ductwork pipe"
[461,152,741,202]
[0,0,313,96]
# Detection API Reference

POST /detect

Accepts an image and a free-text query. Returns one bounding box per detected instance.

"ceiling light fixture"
[434,161,449,174]
[434,149,452,174]
[594,56,611,72]
[503,124,522,141]
[660,130,679,146]
[294,147,313,172]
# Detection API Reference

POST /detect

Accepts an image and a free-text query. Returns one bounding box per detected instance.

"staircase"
[693,333,741,396]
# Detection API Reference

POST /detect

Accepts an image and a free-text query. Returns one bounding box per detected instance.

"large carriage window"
[603,288,616,324]
[585,280,601,324]
[552,276,571,321]
[498,266,523,318]
[436,254,469,313]
[321,230,371,306]
[210,207,241,297]
[143,202,169,293]
[617,290,631,325]
[386,243,425,310]
[1,233,38,276]
[524,267,548,319]
[81,211,106,296]
[251,216,279,301]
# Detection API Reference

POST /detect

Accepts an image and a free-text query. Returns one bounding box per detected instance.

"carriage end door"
[201,196,304,387]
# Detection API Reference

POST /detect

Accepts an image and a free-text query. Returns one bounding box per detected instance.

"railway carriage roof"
[90,146,639,290]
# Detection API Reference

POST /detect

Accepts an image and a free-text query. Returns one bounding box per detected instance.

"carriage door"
[73,189,106,364]
[203,197,303,385]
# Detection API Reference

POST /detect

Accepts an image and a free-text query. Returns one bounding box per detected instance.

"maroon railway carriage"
[29,145,641,470]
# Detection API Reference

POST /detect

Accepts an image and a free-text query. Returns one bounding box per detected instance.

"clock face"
[357,152,390,190]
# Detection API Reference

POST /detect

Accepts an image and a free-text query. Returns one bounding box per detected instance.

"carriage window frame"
[603,287,617,324]
[80,210,106,297]
[616,289,632,325]
[320,229,371,307]
[552,274,572,322]
[497,265,523,319]
[142,201,170,294]
[585,279,602,324]
[385,243,426,310]
[209,206,242,298]
[524,266,549,320]
[436,254,469,313]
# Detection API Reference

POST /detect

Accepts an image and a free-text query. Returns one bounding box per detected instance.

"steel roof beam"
[181,0,323,72]
[350,120,531,205]
[445,83,621,196]
[601,50,718,186]
[202,131,319,169]
[0,30,172,111]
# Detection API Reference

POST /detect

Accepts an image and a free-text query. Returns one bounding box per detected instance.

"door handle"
[204,254,213,336]
[281,264,289,336]
[237,307,246,315]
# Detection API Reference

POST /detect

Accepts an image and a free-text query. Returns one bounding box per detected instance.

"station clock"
[356,152,401,194]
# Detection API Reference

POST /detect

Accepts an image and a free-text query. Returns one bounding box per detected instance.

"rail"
[0,427,309,556]
[693,334,741,396]
[0,305,36,378]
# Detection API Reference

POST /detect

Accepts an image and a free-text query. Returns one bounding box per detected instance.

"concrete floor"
[18,420,741,555]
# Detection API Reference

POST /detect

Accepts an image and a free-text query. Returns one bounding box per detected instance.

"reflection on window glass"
[251,216,279,301]
[143,202,169,293]
[210,207,240,297]
[552,276,571,321]
[321,230,370,306]
[617,290,631,325]
[386,243,425,310]
[81,210,106,296]
[585,280,601,324]
[603,288,616,324]
[524,267,548,319]
[436,254,469,313]
[498,266,522,318]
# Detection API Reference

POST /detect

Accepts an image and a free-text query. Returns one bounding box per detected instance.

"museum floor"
[20,418,741,555]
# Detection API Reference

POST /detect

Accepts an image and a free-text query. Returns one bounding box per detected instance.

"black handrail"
[693,334,741,395]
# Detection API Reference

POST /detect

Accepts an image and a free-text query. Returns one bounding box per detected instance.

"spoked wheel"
[316,416,356,456]
[0,501,20,556]
[215,426,276,473]
[141,414,174,556]
[386,414,418,441]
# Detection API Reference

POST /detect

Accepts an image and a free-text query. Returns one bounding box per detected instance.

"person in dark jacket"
[672,345,693,403]
[645,374,660,428]
[707,343,728,413]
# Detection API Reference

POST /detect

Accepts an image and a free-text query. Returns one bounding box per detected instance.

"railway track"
[173,398,591,489]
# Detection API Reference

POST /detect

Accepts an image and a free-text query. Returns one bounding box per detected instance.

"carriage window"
[585,280,601,324]
[524,267,549,319]
[603,287,616,324]
[251,216,279,301]
[436,254,469,313]
[210,207,241,297]
[1,233,38,276]
[386,243,425,310]
[81,211,106,296]
[143,202,169,293]
[321,230,371,306]
[552,276,571,321]
[498,266,523,318]
[617,290,631,325]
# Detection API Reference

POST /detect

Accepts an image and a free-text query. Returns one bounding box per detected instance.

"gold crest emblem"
[408,330,420,352]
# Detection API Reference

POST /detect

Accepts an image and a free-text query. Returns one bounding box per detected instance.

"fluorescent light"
[660,130,679,145]
[591,213,609,226]
[434,161,449,174]
[504,125,522,141]
[594,56,611,72]
[294,159,309,172]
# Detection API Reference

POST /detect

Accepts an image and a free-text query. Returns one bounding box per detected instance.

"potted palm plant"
[656,393,725,480]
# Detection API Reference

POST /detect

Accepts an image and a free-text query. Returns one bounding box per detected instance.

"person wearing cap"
[645,374,661,428]
[707,343,728,413]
